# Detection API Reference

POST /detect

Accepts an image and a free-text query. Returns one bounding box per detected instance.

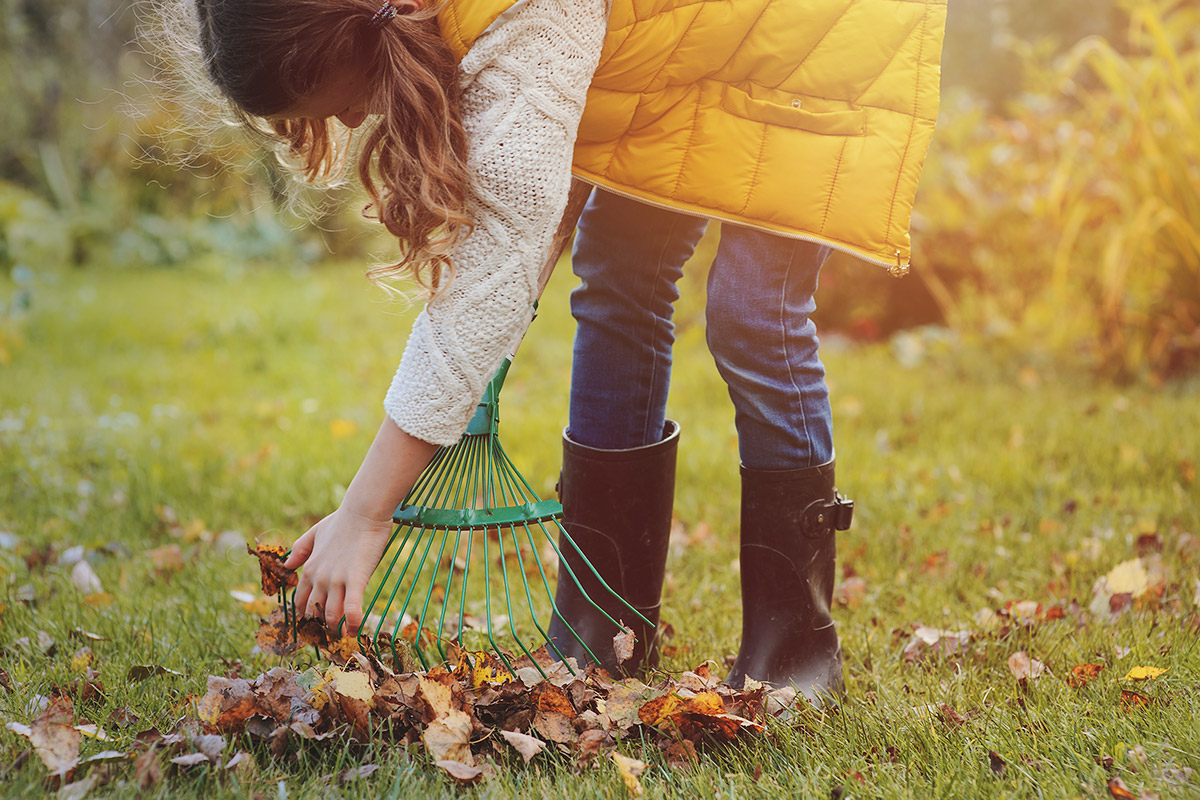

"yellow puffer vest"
[438,0,946,273]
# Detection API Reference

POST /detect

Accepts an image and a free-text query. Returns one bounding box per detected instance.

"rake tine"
[502,521,553,676]
[416,525,454,666]
[366,522,415,660]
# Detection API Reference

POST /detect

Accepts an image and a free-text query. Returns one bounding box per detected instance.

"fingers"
[284,528,315,570]
[294,572,313,619]
[343,587,364,638]
[324,584,345,634]
[304,583,327,624]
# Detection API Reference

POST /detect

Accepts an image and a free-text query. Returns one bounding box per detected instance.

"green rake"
[312,182,650,678]
[358,351,649,678]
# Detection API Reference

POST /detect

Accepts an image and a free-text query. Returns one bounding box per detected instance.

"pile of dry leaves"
[193,545,786,785]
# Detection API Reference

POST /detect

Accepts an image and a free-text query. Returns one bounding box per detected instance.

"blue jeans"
[568,189,833,471]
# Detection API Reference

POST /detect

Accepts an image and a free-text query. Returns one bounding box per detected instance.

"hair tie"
[369,1,399,28]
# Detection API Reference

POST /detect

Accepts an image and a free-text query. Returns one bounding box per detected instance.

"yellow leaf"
[1123,666,1167,681]
[1105,559,1149,597]
[70,647,94,672]
[329,419,358,439]
[612,752,646,798]
[83,592,114,609]
[328,662,369,705]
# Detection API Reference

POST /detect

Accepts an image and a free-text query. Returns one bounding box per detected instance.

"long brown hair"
[192,0,471,291]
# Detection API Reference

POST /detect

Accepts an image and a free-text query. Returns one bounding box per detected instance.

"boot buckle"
[800,493,854,537]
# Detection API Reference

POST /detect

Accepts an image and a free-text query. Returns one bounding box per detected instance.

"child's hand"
[285,506,394,637]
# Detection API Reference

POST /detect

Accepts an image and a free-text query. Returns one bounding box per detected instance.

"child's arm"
[286,0,609,634]
[285,417,436,634]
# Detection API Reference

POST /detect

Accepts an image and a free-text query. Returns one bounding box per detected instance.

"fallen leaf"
[31,696,81,777]
[195,677,257,731]
[988,750,1006,777]
[56,774,97,800]
[423,709,473,765]
[170,753,210,768]
[613,626,635,666]
[833,576,866,609]
[1122,666,1167,681]
[500,730,546,764]
[127,665,183,682]
[332,764,379,784]
[71,561,103,595]
[246,543,298,595]
[939,704,967,727]
[1118,690,1152,712]
[612,752,647,797]
[70,647,94,672]
[436,759,483,784]
[1006,651,1045,682]
[147,545,185,575]
[1107,777,1138,799]
[1067,664,1104,688]
[1105,559,1150,596]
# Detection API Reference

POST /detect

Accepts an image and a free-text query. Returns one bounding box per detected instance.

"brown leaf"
[418,673,456,720]
[1107,777,1138,800]
[133,749,162,790]
[988,750,1006,777]
[147,544,185,576]
[195,677,256,732]
[535,684,576,719]
[332,764,380,784]
[500,729,546,764]
[247,543,298,595]
[1118,690,1152,712]
[939,704,967,727]
[612,752,647,797]
[532,710,575,744]
[1006,651,1045,682]
[127,665,183,682]
[423,709,473,765]
[833,576,866,609]
[1067,663,1104,688]
[30,695,81,777]
[613,626,635,666]
[254,607,302,656]
[436,759,483,784]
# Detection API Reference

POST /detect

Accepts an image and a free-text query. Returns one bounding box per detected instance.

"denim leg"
[705,225,833,470]
[569,189,708,449]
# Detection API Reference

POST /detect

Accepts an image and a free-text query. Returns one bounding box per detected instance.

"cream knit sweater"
[383,0,607,446]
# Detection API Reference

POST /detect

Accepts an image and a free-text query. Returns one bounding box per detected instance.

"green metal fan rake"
[356,353,650,678]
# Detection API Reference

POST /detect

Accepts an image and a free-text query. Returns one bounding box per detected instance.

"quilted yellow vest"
[438,0,947,273]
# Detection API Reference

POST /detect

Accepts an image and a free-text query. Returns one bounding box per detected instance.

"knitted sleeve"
[382,0,607,446]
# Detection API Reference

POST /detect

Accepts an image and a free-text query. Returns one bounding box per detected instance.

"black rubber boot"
[546,421,679,676]
[725,459,853,706]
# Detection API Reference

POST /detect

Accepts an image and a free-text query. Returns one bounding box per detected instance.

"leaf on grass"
[536,684,576,718]
[30,696,81,778]
[195,677,257,732]
[418,674,455,720]
[1107,777,1139,799]
[56,774,97,800]
[71,561,103,595]
[939,704,968,727]
[1105,559,1150,596]
[147,544,185,576]
[332,764,379,784]
[1118,690,1153,712]
[1122,666,1167,681]
[988,750,1006,777]
[612,752,647,797]
[127,665,183,682]
[1006,651,1045,682]
[901,626,973,664]
[613,626,635,666]
[532,710,576,744]
[423,709,473,765]
[500,730,546,764]
[246,543,298,595]
[1067,663,1104,688]
[80,750,128,766]
[436,759,483,784]
[170,753,210,768]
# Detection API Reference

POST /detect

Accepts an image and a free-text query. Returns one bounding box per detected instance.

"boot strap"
[800,492,854,537]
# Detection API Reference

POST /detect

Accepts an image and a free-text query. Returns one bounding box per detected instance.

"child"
[187,0,946,702]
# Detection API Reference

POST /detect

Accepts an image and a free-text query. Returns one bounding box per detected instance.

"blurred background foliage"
[0,0,1196,380]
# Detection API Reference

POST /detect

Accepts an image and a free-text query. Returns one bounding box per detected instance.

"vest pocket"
[721,86,866,136]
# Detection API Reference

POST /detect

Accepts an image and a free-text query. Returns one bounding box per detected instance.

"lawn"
[1,254,1198,799]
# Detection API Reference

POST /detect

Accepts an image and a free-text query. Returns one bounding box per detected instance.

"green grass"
[1,254,1198,798]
